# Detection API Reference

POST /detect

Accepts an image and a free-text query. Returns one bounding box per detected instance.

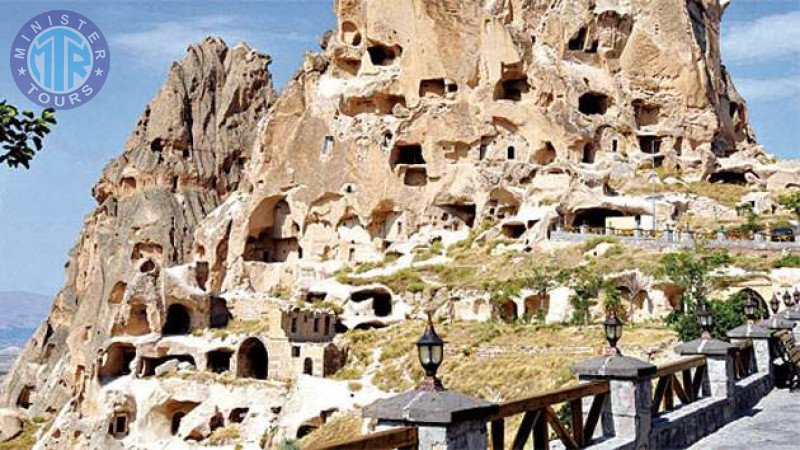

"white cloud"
[723,11,800,65]
[734,76,800,104]
[111,15,313,67]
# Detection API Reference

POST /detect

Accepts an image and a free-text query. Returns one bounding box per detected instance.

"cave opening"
[582,143,596,164]
[403,167,428,186]
[351,289,393,317]
[419,78,446,97]
[579,92,611,115]
[206,350,233,374]
[568,27,588,50]
[501,223,527,239]
[244,200,300,263]
[533,142,556,165]
[99,343,137,381]
[573,208,625,228]
[638,135,662,154]
[495,77,529,101]
[237,338,268,380]
[390,144,426,168]
[209,297,231,329]
[163,304,191,335]
[708,171,750,185]
[367,44,402,66]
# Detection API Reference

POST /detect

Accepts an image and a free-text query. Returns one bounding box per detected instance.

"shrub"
[278,438,301,450]
[665,293,749,342]
[773,253,800,268]
[778,191,800,219]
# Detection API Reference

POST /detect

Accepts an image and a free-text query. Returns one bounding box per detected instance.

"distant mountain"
[0,291,51,339]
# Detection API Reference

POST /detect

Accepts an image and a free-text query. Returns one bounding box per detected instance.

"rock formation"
[3,1,798,448]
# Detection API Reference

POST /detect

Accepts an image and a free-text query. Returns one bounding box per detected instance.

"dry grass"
[207,424,241,445]
[622,179,753,207]
[316,322,676,447]
[334,321,676,401]
[299,412,363,449]
[0,419,40,449]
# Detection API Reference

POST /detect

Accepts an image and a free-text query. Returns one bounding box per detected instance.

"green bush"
[665,291,757,342]
[773,253,800,268]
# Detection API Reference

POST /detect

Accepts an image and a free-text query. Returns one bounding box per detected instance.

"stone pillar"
[571,354,656,448]
[633,227,642,240]
[675,339,736,416]
[783,309,800,341]
[363,388,495,450]
[728,323,773,376]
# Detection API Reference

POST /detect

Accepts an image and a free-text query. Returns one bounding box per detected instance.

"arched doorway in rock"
[572,208,625,229]
[303,357,313,376]
[237,338,268,379]
[206,349,233,374]
[499,300,518,322]
[171,412,185,435]
[99,343,137,382]
[209,297,231,329]
[163,304,191,335]
[16,386,34,409]
[350,288,393,317]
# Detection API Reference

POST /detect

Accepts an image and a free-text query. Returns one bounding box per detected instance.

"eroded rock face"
[3,1,791,447]
[1,37,275,447]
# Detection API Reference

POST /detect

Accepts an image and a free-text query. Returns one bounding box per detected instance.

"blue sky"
[0,0,797,296]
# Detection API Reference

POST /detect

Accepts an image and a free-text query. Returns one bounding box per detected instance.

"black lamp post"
[417,313,444,391]
[603,309,624,355]
[743,293,757,323]
[770,294,780,316]
[783,290,794,309]
[697,302,713,339]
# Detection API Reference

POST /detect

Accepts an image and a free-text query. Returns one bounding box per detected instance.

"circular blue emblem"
[10,10,110,110]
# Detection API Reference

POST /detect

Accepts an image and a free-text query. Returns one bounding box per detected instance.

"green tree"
[778,191,800,220]
[0,101,56,169]
[657,248,739,341]
[565,267,604,325]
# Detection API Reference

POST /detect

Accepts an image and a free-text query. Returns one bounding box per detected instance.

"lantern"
[770,294,780,316]
[416,314,444,390]
[743,294,757,321]
[697,302,713,338]
[603,309,624,351]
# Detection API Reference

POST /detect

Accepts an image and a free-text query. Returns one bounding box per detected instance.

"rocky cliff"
[3,0,798,448]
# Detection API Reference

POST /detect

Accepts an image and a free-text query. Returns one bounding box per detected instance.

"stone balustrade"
[550,227,800,251]
[314,327,785,450]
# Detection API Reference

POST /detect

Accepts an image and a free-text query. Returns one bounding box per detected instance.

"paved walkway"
[689,389,800,449]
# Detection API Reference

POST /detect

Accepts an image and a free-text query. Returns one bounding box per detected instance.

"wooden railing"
[487,381,610,450]
[307,426,418,450]
[733,340,755,380]
[651,356,707,416]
